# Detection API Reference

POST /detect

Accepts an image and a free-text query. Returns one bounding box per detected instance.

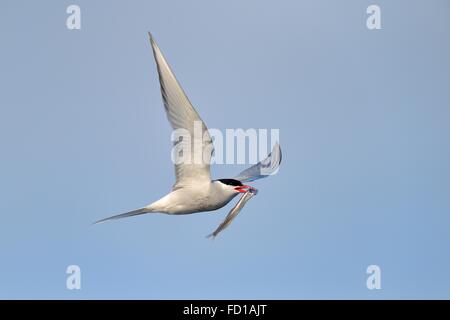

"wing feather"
[234,142,282,183]
[149,33,213,188]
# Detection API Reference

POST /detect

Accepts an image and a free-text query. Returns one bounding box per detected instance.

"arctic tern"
[95,33,282,237]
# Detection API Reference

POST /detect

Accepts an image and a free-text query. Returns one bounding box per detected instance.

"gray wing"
[234,142,282,183]
[207,188,258,238]
[149,33,214,189]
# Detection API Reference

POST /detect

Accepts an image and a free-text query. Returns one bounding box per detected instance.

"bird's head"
[217,179,252,194]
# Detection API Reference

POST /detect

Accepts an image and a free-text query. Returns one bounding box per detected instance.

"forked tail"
[93,207,151,225]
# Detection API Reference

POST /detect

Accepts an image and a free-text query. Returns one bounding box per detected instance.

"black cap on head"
[217,179,243,187]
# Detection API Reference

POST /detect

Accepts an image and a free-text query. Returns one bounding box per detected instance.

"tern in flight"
[95,33,282,237]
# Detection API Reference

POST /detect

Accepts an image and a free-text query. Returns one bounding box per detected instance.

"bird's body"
[147,180,239,215]
[95,33,282,237]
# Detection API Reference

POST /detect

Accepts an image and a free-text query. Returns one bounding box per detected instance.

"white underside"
[146,181,239,215]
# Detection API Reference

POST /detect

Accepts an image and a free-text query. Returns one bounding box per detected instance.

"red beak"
[234,185,251,193]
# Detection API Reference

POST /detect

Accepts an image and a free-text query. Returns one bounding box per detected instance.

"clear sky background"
[1,0,449,299]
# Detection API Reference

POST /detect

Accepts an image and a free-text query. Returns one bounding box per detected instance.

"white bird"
[95,33,282,237]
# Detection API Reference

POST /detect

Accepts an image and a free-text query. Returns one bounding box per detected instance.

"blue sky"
[0,0,449,299]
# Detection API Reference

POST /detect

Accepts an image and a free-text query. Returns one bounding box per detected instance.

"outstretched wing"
[234,142,282,183]
[207,188,258,238]
[149,33,214,189]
